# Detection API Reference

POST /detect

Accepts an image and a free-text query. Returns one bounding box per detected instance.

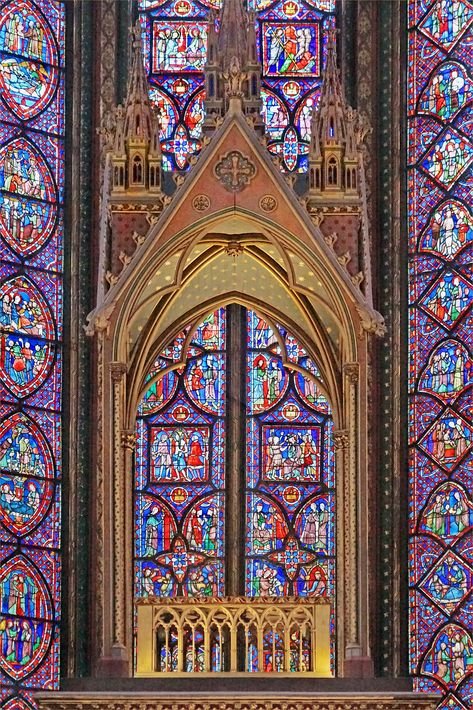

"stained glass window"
[135,310,227,598]
[408,2,473,708]
[0,0,64,706]
[135,307,335,671]
[139,0,335,172]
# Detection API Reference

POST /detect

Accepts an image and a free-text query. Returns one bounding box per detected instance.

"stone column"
[341,362,373,677]
[108,361,129,675]
[333,426,349,676]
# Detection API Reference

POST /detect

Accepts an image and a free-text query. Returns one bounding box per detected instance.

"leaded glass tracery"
[134,307,335,672]
[139,0,335,172]
[408,1,473,707]
[0,0,64,705]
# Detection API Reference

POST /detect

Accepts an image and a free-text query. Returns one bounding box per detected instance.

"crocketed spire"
[109,22,162,195]
[307,26,368,200]
[217,0,248,70]
[122,22,160,150]
[203,0,263,131]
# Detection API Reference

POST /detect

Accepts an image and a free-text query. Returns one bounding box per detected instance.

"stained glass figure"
[262,24,320,76]
[152,22,207,72]
[409,2,473,707]
[139,0,336,171]
[419,200,473,259]
[134,307,335,671]
[421,129,473,188]
[0,0,60,121]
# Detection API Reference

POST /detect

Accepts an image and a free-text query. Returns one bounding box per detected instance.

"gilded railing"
[136,597,332,676]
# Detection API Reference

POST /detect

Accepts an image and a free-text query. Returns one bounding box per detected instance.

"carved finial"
[84,301,118,336]
[355,304,387,338]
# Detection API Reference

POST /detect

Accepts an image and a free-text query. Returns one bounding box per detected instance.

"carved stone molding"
[214,150,256,192]
[193,194,211,211]
[259,194,277,212]
[36,694,437,710]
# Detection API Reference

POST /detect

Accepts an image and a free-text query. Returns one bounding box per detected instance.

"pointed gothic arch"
[89,190,379,678]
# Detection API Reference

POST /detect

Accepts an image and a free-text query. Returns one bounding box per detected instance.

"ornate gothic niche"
[86,104,384,678]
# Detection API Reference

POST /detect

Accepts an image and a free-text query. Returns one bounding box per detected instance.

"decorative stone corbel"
[355,304,387,337]
[121,430,136,451]
[224,241,245,258]
[333,428,349,450]
[84,301,118,337]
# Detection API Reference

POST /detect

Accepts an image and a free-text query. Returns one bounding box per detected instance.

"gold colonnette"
[135,596,332,677]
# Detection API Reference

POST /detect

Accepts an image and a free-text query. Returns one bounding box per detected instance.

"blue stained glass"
[0,0,64,705]
[135,309,227,598]
[409,1,473,706]
[139,0,336,171]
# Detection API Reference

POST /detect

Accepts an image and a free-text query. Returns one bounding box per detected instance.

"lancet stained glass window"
[408,1,473,707]
[139,0,335,171]
[134,307,335,672]
[0,0,64,706]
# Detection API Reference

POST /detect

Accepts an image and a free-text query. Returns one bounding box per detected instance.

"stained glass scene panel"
[408,1,473,708]
[0,0,64,705]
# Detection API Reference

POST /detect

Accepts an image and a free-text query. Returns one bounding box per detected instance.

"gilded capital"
[121,430,136,450]
[333,429,350,450]
[343,363,359,383]
[110,361,127,381]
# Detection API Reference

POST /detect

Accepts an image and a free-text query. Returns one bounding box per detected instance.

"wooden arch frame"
[89,208,375,679]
